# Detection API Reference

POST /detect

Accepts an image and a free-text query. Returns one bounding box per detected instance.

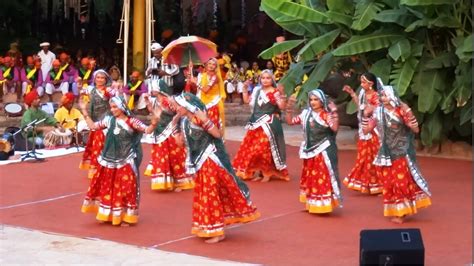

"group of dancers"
[77,60,432,244]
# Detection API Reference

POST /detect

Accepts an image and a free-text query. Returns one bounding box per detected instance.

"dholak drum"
[4,103,23,117]
[76,120,90,145]
[44,129,73,148]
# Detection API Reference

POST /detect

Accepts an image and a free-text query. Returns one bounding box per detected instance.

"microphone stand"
[20,118,46,162]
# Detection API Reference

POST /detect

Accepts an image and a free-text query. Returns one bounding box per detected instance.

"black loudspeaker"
[360,228,424,266]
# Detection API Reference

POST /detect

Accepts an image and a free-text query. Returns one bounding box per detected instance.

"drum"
[4,103,23,117]
[44,129,73,148]
[40,102,59,116]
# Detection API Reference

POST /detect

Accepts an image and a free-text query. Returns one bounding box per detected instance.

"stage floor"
[0,141,472,265]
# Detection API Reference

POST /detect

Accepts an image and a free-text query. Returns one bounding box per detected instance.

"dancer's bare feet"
[390,216,405,224]
[260,175,271,182]
[120,222,130,227]
[205,235,225,244]
[174,187,182,192]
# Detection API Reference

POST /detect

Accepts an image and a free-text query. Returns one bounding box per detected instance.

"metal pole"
[123,0,130,85]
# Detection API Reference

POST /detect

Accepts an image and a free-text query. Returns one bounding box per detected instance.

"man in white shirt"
[145,42,179,93]
[37,42,56,81]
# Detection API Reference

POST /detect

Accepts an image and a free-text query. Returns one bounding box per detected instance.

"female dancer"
[79,70,116,178]
[193,58,226,132]
[363,85,431,223]
[143,80,194,191]
[171,93,259,243]
[233,70,289,182]
[342,72,382,194]
[79,96,159,226]
[286,89,342,213]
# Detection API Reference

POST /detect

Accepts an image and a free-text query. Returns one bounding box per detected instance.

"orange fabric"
[81,163,139,225]
[233,127,289,181]
[299,155,340,213]
[191,159,260,238]
[343,135,382,194]
[144,137,194,191]
[377,157,432,217]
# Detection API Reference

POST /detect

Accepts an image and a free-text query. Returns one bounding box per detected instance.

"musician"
[20,90,59,147]
[20,56,44,97]
[37,42,56,81]
[54,92,84,131]
[44,59,69,102]
[0,56,21,99]
[123,71,148,112]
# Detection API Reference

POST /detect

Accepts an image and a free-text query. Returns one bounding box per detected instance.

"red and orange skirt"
[79,130,105,179]
[81,162,139,225]
[233,127,289,181]
[144,137,194,191]
[377,157,431,217]
[299,155,340,213]
[191,159,260,238]
[343,136,382,194]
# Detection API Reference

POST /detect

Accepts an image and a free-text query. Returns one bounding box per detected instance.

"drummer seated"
[44,59,69,103]
[20,90,59,148]
[123,71,148,113]
[54,92,84,131]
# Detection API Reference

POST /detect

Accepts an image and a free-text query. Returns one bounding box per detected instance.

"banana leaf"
[258,40,305,60]
[332,32,403,56]
[389,56,419,96]
[388,38,411,61]
[351,0,384,31]
[296,29,341,61]
[416,70,445,113]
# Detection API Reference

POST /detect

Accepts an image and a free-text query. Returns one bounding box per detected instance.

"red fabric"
[191,159,259,237]
[83,163,139,224]
[206,105,221,129]
[377,157,431,217]
[24,90,39,106]
[233,127,289,180]
[343,134,382,194]
[145,137,193,190]
[61,92,75,106]
[300,154,340,213]
[80,130,105,176]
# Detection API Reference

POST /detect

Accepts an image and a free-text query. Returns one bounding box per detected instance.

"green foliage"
[260,0,472,146]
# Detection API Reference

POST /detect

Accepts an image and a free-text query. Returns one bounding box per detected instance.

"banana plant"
[259,0,472,146]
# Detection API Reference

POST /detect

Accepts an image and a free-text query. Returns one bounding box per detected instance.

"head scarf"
[93,69,112,85]
[61,92,75,106]
[308,88,329,112]
[378,79,399,107]
[154,79,173,96]
[24,90,39,106]
[109,96,132,116]
[257,69,277,88]
[173,92,206,114]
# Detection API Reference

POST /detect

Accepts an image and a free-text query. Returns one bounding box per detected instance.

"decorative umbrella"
[162,35,218,67]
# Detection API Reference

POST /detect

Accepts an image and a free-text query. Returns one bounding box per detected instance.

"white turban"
[39,42,50,47]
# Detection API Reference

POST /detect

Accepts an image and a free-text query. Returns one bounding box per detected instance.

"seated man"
[123,71,148,112]
[20,90,59,149]
[21,56,44,97]
[44,59,69,102]
[0,56,20,100]
[54,92,83,131]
